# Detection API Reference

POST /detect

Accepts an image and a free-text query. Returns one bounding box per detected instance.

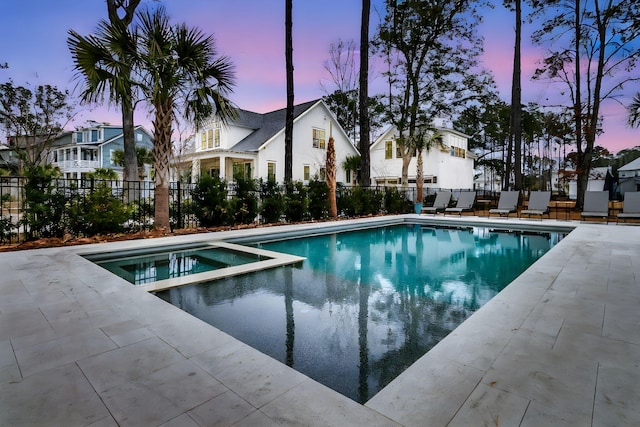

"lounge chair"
[444,191,476,216]
[617,192,640,224]
[520,191,551,220]
[489,191,520,218]
[421,190,451,215]
[580,191,610,223]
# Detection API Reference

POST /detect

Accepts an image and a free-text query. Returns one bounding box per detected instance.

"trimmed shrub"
[228,177,258,224]
[21,165,66,239]
[260,179,285,223]
[284,181,308,222]
[191,174,228,227]
[307,178,329,220]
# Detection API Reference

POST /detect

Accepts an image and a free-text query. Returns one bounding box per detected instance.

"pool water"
[96,246,262,285]
[156,224,564,403]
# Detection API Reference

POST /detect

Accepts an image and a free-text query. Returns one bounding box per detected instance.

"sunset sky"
[1,0,638,154]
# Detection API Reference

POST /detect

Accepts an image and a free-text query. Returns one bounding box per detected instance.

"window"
[109,149,115,166]
[214,129,220,147]
[200,128,220,149]
[75,132,83,143]
[210,168,220,178]
[91,129,99,142]
[346,169,351,183]
[313,128,326,149]
[267,162,276,182]
[451,146,466,158]
[303,165,310,181]
[206,130,213,149]
[319,167,326,181]
[233,162,252,181]
[385,141,393,159]
[396,144,402,158]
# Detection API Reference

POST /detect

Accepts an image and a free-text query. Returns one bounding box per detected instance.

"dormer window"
[200,128,220,150]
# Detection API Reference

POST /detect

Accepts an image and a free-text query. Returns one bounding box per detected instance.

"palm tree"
[629,93,640,128]
[414,130,439,204]
[326,135,337,217]
[135,7,235,230]
[342,154,361,185]
[68,17,139,183]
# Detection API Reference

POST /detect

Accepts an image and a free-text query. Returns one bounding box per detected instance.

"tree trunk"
[359,0,371,187]
[153,105,173,231]
[326,136,337,217]
[416,150,423,203]
[122,102,138,181]
[284,0,294,182]
[511,0,523,190]
[574,0,584,208]
[107,0,140,186]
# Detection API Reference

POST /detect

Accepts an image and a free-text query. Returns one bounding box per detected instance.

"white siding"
[370,126,474,189]
[257,103,358,183]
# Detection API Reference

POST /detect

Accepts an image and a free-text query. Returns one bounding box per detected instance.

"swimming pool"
[156,223,565,403]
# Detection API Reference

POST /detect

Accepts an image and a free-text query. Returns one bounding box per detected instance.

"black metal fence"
[0,177,432,244]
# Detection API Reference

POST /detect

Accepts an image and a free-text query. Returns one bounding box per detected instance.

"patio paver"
[1,215,639,426]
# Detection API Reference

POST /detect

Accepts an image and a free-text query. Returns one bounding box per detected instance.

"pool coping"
[83,241,306,293]
[2,214,639,426]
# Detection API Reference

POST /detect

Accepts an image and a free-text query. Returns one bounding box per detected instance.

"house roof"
[619,157,640,171]
[99,125,152,148]
[230,99,320,152]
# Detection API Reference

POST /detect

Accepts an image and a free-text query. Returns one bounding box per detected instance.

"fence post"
[176,181,182,230]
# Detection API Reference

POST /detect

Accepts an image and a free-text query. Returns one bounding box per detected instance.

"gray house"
[48,123,154,181]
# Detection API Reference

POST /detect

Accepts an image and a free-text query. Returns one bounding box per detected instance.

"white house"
[48,123,154,180]
[370,125,476,189]
[178,99,359,184]
[566,166,609,199]
[617,157,640,194]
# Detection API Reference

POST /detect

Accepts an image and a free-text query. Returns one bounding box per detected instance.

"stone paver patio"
[1,215,639,426]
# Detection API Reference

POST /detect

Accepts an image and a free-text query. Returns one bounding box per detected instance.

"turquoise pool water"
[156,224,564,403]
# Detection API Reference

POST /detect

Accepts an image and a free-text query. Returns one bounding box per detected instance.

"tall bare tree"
[321,39,358,141]
[284,0,294,182]
[532,0,640,207]
[107,0,141,183]
[359,0,371,187]
[506,0,523,190]
[378,0,489,186]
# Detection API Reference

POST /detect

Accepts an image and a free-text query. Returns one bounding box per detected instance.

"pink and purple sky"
[1,0,638,154]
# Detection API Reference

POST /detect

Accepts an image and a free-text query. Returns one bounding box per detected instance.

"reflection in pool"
[156,224,564,403]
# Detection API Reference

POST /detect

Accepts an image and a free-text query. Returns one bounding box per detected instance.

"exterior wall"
[370,127,474,189]
[256,103,358,183]
[195,119,254,153]
[100,129,154,170]
[50,125,154,180]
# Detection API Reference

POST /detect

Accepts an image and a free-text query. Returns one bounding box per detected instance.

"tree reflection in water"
[156,225,563,403]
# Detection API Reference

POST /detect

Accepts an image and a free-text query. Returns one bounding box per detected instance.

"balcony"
[52,160,100,170]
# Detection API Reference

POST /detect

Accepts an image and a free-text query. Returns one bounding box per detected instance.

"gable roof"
[100,125,153,147]
[230,99,320,152]
[619,157,640,171]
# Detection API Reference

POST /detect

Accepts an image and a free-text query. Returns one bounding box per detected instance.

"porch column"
[191,158,201,183]
[219,155,226,180]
